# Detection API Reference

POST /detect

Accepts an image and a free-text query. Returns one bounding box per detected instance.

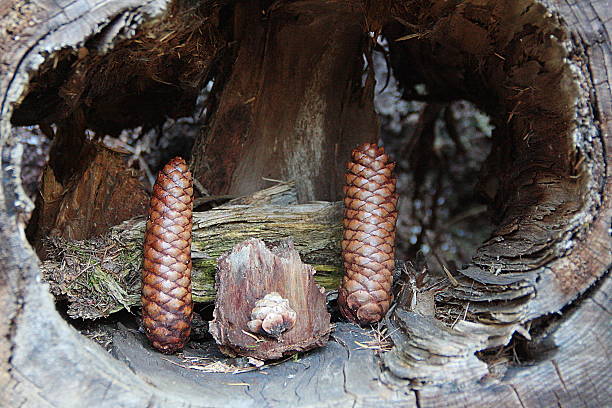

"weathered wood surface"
[0,0,610,407]
[379,0,612,389]
[8,276,607,408]
[209,239,331,360]
[29,141,148,247]
[40,197,343,319]
[407,276,612,408]
[109,322,411,407]
[190,0,378,202]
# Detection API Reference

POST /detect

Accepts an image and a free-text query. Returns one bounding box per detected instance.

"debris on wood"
[209,238,331,360]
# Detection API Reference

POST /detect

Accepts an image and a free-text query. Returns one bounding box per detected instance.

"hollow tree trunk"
[0,1,610,407]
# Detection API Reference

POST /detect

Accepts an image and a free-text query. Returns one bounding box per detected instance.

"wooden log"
[0,0,609,406]
[41,196,343,319]
[108,322,414,407]
[378,0,612,390]
[209,238,331,360]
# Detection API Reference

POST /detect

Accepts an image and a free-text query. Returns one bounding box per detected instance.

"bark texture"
[141,157,193,353]
[33,143,148,243]
[209,239,331,360]
[0,0,609,406]
[339,143,398,324]
[379,0,612,389]
[190,0,378,202]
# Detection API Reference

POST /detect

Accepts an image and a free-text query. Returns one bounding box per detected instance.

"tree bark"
[209,238,331,360]
[380,1,612,391]
[190,0,378,202]
[0,0,609,407]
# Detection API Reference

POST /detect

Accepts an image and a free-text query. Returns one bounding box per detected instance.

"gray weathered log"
[0,0,610,407]
[189,0,378,202]
[379,0,612,391]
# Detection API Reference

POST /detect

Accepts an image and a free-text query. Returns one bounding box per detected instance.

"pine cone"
[246,292,297,338]
[338,143,398,325]
[141,157,194,353]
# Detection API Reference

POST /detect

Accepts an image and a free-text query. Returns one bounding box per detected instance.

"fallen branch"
[41,186,343,319]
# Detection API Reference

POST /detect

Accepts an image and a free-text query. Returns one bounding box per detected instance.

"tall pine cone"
[141,157,194,353]
[338,143,398,324]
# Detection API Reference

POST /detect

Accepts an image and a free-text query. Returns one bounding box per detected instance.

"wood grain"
[209,239,331,360]
[0,0,609,406]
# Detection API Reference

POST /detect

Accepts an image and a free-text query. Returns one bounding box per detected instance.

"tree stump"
[0,0,610,407]
[209,238,331,360]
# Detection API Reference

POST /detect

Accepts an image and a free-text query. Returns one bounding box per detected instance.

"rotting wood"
[9,0,224,136]
[0,0,610,406]
[209,238,331,360]
[29,141,148,249]
[379,0,612,389]
[41,195,343,319]
[190,0,378,202]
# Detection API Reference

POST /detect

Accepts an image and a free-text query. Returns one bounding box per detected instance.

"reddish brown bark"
[209,239,330,360]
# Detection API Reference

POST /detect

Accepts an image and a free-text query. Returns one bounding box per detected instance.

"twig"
[193,178,210,197]
[451,301,470,329]
[424,234,459,286]
[242,330,265,343]
[261,177,287,183]
[138,156,156,188]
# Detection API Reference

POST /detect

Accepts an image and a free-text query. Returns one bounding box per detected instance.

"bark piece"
[141,157,193,353]
[30,141,148,247]
[339,143,398,324]
[209,239,331,360]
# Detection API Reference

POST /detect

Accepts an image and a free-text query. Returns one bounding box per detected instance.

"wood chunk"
[190,1,376,202]
[33,141,148,245]
[209,239,331,360]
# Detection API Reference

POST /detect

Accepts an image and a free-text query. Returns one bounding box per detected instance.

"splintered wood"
[33,142,148,245]
[209,238,331,360]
